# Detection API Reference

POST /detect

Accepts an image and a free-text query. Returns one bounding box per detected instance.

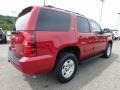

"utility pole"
[117,13,120,30]
[99,0,104,25]
[44,0,46,6]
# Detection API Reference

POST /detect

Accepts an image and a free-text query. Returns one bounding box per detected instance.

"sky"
[0,0,120,29]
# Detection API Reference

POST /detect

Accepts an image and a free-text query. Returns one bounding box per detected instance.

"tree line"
[0,15,16,31]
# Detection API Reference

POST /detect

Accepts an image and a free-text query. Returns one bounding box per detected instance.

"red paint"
[8,6,113,75]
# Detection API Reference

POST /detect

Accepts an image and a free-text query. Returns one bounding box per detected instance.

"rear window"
[36,9,71,31]
[15,7,33,31]
[15,12,31,31]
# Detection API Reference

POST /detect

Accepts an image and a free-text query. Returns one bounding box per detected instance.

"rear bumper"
[8,50,55,75]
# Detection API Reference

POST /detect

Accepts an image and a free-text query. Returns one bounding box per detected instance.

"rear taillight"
[23,31,37,57]
[10,35,15,48]
[10,31,24,48]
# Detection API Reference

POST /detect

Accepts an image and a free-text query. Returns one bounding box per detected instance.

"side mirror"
[103,28,110,33]
[99,30,104,34]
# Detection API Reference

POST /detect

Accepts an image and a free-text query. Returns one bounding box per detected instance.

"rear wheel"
[54,52,78,83]
[103,43,112,58]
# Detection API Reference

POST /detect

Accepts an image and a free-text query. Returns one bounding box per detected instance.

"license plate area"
[8,50,19,65]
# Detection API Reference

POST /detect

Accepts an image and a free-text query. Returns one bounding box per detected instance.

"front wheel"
[54,52,78,83]
[103,43,112,58]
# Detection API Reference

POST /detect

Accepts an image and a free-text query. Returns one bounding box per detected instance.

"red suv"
[8,6,113,83]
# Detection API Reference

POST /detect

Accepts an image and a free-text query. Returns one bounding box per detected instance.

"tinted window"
[15,12,31,31]
[91,20,101,33]
[36,9,71,31]
[77,16,89,33]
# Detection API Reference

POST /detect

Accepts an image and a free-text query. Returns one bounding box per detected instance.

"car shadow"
[23,53,118,90]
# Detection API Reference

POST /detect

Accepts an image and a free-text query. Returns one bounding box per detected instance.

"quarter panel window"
[36,9,71,31]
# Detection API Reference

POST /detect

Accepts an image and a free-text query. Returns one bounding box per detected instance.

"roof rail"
[45,5,85,17]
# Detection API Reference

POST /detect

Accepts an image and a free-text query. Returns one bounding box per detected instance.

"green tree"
[0,15,16,31]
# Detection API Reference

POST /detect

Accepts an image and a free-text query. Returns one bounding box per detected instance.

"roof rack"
[45,5,85,17]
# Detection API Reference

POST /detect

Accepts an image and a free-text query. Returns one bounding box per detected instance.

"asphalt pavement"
[0,41,120,90]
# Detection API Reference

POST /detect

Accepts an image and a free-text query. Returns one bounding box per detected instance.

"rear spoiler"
[18,6,33,17]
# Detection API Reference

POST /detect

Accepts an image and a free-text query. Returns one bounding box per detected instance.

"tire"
[54,52,78,83]
[114,37,117,40]
[2,36,7,43]
[103,43,112,58]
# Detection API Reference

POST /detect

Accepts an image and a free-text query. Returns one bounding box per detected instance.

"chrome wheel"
[107,44,111,56]
[62,59,75,78]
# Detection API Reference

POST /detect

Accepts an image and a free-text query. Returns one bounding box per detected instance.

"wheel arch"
[53,46,81,71]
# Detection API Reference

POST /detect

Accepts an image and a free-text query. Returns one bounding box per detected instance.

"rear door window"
[77,16,90,33]
[36,9,71,31]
